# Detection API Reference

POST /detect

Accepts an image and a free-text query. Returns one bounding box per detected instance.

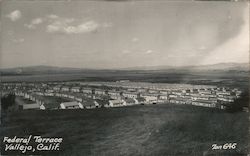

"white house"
[108,91,121,99]
[192,100,216,108]
[122,92,138,99]
[53,86,61,92]
[71,87,81,93]
[140,93,159,103]
[109,99,125,107]
[94,89,106,95]
[40,104,46,110]
[159,95,168,101]
[24,93,30,99]
[82,88,93,94]
[60,101,83,109]
[61,86,70,92]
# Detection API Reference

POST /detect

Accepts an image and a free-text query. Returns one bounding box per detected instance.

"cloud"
[47,14,59,19]
[25,18,43,29]
[24,24,35,29]
[7,30,14,36]
[32,18,43,25]
[24,14,111,34]
[145,50,153,54]
[201,7,249,65]
[45,14,112,34]
[197,46,207,50]
[6,10,22,21]
[12,38,24,43]
[103,22,113,28]
[132,37,139,42]
[47,20,99,34]
[122,50,131,54]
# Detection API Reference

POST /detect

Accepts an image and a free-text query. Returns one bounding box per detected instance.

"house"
[40,104,46,110]
[29,95,36,101]
[122,92,138,99]
[168,94,178,98]
[218,96,235,102]
[73,95,83,102]
[215,103,226,109]
[109,99,125,107]
[66,93,75,99]
[148,89,159,94]
[134,97,144,104]
[127,88,137,92]
[82,98,99,109]
[137,88,147,93]
[159,94,168,101]
[108,91,121,99]
[60,101,83,109]
[35,91,44,96]
[172,90,183,96]
[95,98,109,108]
[216,91,231,96]
[61,86,70,92]
[194,96,210,101]
[36,99,44,106]
[55,93,63,97]
[192,100,216,108]
[199,90,212,95]
[53,86,61,92]
[71,87,81,93]
[169,97,192,105]
[46,89,54,93]
[15,91,25,97]
[140,93,159,104]
[94,89,106,95]
[22,103,41,110]
[24,93,30,99]
[82,88,93,94]
[123,98,137,105]
[159,90,168,95]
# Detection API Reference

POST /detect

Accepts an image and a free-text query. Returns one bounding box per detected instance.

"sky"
[0,0,249,69]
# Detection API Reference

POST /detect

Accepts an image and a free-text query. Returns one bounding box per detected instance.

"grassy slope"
[1,104,249,156]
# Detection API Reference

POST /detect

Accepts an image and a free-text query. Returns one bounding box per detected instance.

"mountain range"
[0,62,249,75]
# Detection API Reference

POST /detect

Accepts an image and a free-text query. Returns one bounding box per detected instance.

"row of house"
[2,81,243,110]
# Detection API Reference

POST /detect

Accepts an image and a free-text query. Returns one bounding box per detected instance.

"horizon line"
[0,61,249,70]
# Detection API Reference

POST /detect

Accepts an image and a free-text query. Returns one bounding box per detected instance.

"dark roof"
[136,97,146,102]
[82,98,96,106]
[124,98,135,103]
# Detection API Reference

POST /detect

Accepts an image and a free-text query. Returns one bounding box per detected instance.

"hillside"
[0,63,249,75]
[0,104,248,156]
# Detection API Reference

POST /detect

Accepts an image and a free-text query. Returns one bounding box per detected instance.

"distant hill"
[0,63,248,76]
[186,63,249,71]
[0,65,84,75]
[122,63,249,72]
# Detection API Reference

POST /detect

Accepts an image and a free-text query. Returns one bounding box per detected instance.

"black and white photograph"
[0,0,249,155]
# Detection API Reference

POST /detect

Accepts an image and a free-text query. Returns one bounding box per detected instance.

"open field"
[1,70,248,90]
[1,104,249,156]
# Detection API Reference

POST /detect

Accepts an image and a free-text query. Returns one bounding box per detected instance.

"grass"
[0,104,249,156]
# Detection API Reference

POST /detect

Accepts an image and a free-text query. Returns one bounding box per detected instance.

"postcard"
[0,0,249,155]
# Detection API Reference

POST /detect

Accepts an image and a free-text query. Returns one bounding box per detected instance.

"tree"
[226,90,249,113]
[1,93,16,111]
